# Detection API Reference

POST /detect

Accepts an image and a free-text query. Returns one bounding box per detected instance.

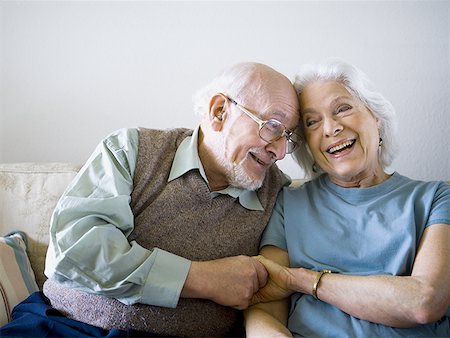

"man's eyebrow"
[269,111,286,119]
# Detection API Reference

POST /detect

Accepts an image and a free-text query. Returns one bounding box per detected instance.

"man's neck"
[197,128,229,192]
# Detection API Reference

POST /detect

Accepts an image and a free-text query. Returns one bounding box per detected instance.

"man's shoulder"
[98,128,139,154]
[103,127,138,140]
[137,127,192,138]
[267,164,291,187]
[136,127,193,150]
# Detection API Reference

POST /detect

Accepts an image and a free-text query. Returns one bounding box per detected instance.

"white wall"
[1,1,449,181]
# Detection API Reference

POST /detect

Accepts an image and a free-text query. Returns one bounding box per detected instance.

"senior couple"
[1,60,449,337]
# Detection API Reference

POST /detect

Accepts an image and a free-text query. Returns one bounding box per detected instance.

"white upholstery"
[0,163,80,288]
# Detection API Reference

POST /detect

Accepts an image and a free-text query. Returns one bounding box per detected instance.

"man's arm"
[182,255,268,310]
[45,128,191,308]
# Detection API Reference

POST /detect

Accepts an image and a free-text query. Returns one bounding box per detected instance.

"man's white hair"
[192,62,266,117]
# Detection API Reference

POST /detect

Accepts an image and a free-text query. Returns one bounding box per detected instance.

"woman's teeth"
[327,140,355,154]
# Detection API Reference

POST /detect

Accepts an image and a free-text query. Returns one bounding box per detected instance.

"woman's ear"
[376,118,382,129]
[208,94,228,131]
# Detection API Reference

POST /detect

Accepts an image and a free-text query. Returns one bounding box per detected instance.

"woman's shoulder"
[393,172,449,190]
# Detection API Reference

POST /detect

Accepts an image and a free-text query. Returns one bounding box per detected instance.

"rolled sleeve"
[140,248,191,308]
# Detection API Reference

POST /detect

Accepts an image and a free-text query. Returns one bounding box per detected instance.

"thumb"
[252,256,268,288]
[254,255,282,273]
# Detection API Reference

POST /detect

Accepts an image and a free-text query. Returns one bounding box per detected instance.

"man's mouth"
[326,139,356,155]
[250,153,269,166]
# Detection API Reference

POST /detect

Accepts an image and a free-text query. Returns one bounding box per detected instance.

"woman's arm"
[312,223,450,327]
[254,224,450,328]
[244,245,293,338]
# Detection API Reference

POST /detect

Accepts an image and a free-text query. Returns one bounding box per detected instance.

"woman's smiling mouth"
[326,139,356,155]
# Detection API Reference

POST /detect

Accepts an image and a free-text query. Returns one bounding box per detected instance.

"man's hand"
[250,255,296,305]
[182,255,268,309]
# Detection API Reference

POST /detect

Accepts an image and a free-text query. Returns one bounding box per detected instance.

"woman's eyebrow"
[330,95,353,106]
[300,107,319,116]
[300,95,354,116]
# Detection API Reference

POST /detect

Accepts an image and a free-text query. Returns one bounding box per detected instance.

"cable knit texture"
[44,128,287,337]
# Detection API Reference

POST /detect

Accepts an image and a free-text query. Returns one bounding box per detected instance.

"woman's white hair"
[292,58,399,179]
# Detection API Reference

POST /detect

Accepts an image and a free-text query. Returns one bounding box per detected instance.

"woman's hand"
[251,254,297,305]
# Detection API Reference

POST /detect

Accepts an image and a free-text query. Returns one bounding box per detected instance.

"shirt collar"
[168,126,264,211]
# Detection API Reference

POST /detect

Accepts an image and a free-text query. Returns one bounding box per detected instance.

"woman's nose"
[323,117,343,137]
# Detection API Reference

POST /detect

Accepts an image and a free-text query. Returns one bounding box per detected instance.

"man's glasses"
[226,96,297,154]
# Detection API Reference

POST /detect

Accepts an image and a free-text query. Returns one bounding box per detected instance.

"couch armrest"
[0,163,80,289]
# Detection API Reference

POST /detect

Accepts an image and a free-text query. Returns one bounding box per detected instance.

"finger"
[252,257,268,288]
[250,292,263,306]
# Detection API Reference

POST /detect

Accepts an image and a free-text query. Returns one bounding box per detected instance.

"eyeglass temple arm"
[226,97,265,125]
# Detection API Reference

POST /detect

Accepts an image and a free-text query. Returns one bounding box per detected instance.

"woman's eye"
[336,105,351,114]
[305,120,317,127]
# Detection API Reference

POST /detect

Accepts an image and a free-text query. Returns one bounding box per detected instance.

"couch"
[0,162,81,325]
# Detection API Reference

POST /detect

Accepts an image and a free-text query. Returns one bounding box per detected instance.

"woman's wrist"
[289,267,319,294]
[312,270,331,300]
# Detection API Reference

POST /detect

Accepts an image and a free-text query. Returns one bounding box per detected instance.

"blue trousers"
[0,292,176,337]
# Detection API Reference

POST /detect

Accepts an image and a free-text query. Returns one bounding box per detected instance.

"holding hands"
[183,249,299,310]
[251,255,296,305]
[183,255,269,309]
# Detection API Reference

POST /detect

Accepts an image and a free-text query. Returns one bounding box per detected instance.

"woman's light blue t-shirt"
[261,172,450,337]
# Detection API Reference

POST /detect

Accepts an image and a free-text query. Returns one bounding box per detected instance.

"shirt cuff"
[140,248,191,308]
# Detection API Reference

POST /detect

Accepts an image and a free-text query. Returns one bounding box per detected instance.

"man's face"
[216,92,299,190]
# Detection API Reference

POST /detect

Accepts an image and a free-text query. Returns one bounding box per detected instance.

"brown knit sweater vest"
[44,128,287,337]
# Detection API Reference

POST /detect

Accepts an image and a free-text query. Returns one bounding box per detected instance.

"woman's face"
[299,80,382,185]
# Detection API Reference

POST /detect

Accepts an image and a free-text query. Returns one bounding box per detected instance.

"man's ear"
[208,94,228,131]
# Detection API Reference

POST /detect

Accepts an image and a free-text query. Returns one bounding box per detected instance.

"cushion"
[0,163,81,289]
[0,231,39,326]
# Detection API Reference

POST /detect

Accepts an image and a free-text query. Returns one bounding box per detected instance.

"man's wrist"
[181,261,211,300]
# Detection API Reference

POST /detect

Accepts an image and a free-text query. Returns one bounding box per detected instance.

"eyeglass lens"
[260,120,296,154]
[260,120,283,142]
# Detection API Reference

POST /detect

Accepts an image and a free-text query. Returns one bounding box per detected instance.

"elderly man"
[1,62,299,337]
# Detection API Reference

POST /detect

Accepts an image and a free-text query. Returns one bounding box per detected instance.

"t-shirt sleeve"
[427,181,450,227]
[260,190,288,251]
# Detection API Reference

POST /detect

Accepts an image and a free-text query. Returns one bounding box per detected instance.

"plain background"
[1,0,449,180]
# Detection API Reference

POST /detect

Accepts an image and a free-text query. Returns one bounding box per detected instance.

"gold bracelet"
[312,269,331,300]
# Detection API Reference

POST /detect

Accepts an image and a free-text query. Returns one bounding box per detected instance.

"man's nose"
[266,138,286,161]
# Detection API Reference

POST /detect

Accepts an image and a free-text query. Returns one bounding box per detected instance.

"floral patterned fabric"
[0,163,80,289]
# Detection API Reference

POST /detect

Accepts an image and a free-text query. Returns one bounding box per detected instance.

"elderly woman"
[244,59,450,337]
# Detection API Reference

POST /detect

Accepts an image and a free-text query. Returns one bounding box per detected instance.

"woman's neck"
[329,169,391,188]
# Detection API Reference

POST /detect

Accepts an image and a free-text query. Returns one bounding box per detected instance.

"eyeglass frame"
[223,95,298,154]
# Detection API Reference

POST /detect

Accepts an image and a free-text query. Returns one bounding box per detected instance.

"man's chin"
[228,159,267,190]
[234,173,265,191]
